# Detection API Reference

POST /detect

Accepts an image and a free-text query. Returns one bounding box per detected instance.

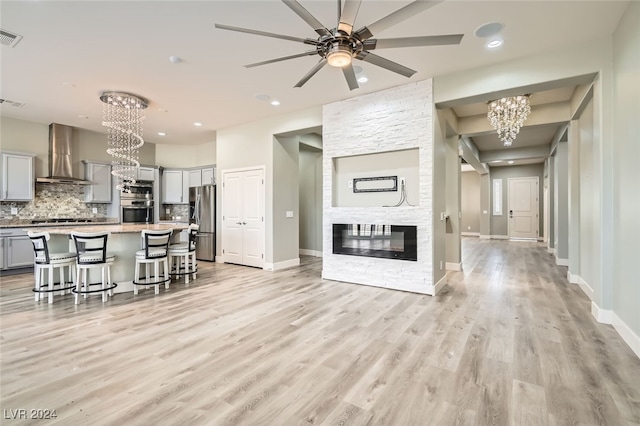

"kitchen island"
[40,223,189,294]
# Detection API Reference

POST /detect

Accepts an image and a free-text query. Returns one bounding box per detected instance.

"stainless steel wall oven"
[121,181,154,224]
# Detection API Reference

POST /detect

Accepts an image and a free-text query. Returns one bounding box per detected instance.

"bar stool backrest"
[71,232,109,264]
[187,224,199,252]
[27,231,51,264]
[141,229,173,259]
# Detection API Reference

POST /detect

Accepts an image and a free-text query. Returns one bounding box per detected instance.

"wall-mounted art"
[353,176,398,193]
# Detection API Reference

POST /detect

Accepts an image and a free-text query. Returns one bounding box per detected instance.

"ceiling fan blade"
[282,0,332,37]
[215,23,318,45]
[338,0,362,35]
[342,64,359,91]
[294,58,328,88]
[245,51,318,68]
[368,34,464,49]
[355,0,444,40]
[356,51,416,78]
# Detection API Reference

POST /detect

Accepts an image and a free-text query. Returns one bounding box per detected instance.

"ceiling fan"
[215,0,463,91]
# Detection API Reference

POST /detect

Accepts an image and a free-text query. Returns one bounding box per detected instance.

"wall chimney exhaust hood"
[36,123,92,185]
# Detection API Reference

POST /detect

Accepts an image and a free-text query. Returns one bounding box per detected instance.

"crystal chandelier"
[487,95,531,147]
[100,91,148,192]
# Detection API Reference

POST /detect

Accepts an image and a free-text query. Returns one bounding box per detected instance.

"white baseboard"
[299,249,323,257]
[567,271,594,303]
[491,235,509,240]
[591,302,640,359]
[591,301,613,324]
[612,312,640,359]
[555,256,569,267]
[432,274,447,295]
[446,262,462,271]
[479,234,491,240]
[216,256,225,264]
[547,247,556,255]
[461,232,479,237]
[264,258,300,271]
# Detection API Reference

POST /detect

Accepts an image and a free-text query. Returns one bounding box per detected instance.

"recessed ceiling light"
[357,76,368,83]
[158,132,166,136]
[474,22,504,38]
[169,56,181,64]
[194,122,202,127]
[270,100,280,106]
[507,160,514,164]
[487,39,503,49]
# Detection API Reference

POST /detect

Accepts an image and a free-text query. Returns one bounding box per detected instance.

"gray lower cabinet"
[0,229,34,270]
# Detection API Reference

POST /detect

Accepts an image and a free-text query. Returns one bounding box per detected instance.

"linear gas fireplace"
[333,224,417,261]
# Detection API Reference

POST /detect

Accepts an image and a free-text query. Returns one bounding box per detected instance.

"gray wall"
[299,144,322,252]
[332,148,419,207]
[553,141,569,261]
[445,134,461,266]
[272,136,300,263]
[489,164,545,237]
[461,171,481,233]
[612,0,640,338]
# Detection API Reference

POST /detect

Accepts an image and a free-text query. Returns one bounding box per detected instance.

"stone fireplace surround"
[322,79,443,295]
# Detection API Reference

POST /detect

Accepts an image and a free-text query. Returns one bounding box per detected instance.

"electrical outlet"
[468,226,471,230]
[10,207,18,215]
[92,207,97,214]
[166,208,170,215]
[348,180,353,189]
[400,177,406,186]
[440,261,443,270]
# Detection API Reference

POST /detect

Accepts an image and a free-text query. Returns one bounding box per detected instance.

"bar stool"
[27,231,76,304]
[133,229,173,295]
[168,224,198,284]
[71,231,117,304]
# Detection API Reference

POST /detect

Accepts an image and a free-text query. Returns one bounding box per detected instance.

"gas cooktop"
[31,218,94,224]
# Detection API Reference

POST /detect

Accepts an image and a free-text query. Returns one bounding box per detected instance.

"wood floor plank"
[1,237,639,425]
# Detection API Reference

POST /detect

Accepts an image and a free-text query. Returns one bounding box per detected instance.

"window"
[493,179,503,215]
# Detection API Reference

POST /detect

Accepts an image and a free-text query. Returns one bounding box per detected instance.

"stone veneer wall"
[322,79,436,295]
[0,183,107,221]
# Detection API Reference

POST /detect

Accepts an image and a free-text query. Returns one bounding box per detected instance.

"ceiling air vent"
[0,99,25,108]
[0,29,23,48]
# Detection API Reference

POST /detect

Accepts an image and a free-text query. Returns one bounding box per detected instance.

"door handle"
[236,222,242,225]
[242,222,247,225]
[509,210,513,218]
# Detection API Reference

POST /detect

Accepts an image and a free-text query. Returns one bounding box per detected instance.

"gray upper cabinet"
[201,167,215,185]
[137,167,155,181]
[0,152,35,201]
[83,161,112,203]
[162,169,188,204]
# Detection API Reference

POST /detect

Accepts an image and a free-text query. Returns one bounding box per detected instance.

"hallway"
[1,238,639,424]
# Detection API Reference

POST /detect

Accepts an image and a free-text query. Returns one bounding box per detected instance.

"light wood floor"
[1,238,639,425]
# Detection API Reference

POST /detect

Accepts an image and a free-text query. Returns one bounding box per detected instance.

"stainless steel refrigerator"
[189,185,216,261]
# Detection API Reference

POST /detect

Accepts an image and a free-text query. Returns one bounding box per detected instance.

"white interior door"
[508,177,539,239]
[222,168,264,268]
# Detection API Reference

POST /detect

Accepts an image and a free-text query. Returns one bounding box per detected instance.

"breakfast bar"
[40,223,189,293]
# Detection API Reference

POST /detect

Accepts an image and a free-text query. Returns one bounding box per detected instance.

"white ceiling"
[0,0,628,152]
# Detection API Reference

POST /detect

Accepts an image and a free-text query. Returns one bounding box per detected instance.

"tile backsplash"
[162,204,189,221]
[0,183,108,221]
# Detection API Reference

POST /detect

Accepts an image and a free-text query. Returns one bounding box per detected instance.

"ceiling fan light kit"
[215,0,463,91]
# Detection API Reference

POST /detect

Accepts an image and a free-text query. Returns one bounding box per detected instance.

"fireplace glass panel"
[333,224,417,261]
